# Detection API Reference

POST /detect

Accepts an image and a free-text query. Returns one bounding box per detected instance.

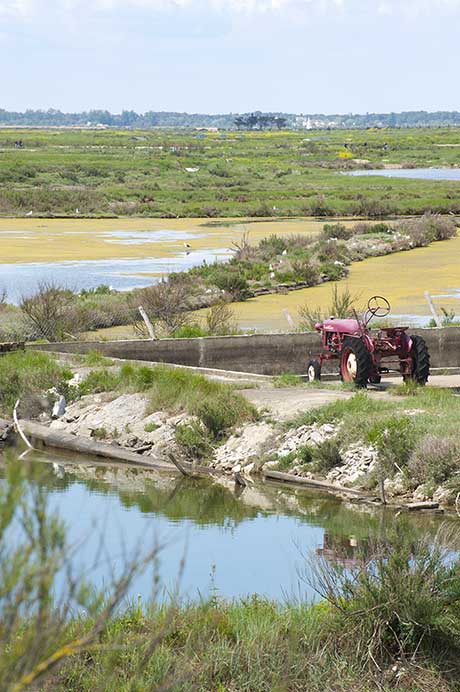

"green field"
[1,127,460,218]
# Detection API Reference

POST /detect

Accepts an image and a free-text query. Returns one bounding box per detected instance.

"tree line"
[1,108,460,129]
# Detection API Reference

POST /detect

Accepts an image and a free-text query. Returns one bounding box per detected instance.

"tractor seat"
[319,318,361,333]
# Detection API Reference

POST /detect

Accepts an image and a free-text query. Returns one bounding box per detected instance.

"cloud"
[3,0,460,20]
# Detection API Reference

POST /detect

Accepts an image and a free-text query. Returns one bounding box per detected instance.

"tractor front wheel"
[405,335,430,385]
[340,338,371,388]
[307,359,321,382]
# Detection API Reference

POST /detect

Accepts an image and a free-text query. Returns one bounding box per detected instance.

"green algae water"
[1,451,453,603]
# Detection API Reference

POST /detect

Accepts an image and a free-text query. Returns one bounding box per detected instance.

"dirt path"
[241,374,460,421]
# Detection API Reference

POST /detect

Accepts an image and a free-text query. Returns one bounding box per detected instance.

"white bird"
[269,264,273,271]
[52,462,65,479]
[183,242,192,249]
[282,249,287,256]
[26,210,33,217]
[269,271,275,279]
[75,208,80,214]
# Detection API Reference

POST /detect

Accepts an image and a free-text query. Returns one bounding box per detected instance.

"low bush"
[367,416,416,477]
[312,439,343,473]
[175,421,212,460]
[408,436,460,487]
[0,351,72,416]
[308,523,460,679]
[321,222,353,240]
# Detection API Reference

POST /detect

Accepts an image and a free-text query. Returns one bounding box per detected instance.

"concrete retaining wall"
[28,327,460,375]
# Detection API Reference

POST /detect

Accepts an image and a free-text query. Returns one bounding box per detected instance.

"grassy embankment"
[0,352,257,457]
[2,127,460,217]
[272,385,460,501]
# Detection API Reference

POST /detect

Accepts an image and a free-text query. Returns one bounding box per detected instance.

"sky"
[1,0,460,114]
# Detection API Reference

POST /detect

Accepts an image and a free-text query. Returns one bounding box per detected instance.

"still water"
[348,168,460,181]
[1,453,452,603]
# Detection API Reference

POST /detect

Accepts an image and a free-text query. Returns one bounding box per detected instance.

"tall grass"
[79,363,258,438]
[0,351,72,416]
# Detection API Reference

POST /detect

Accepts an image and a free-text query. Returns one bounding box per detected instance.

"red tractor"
[307,296,430,387]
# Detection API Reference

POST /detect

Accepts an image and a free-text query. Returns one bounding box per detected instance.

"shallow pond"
[348,168,460,181]
[1,216,459,329]
[1,452,454,603]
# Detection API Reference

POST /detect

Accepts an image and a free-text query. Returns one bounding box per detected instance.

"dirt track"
[241,374,460,421]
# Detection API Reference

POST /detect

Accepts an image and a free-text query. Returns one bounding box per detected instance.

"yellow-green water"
[1,217,458,329]
[232,235,460,330]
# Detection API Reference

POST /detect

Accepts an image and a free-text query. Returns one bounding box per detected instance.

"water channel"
[348,167,460,181]
[1,451,454,604]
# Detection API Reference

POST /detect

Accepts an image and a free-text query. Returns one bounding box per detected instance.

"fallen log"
[263,469,371,498]
[20,420,220,477]
[407,501,440,511]
[167,453,202,479]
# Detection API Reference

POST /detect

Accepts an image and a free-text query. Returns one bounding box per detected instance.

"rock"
[213,423,274,471]
[433,486,455,506]
[243,462,255,475]
[384,473,406,496]
[413,484,430,502]
[326,443,378,488]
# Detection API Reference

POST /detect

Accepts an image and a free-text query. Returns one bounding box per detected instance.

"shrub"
[368,416,416,476]
[308,523,460,674]
[175,421,212,460]
[312,439,343,473]
[322,223,353,241]
[0,351,72,416]
[408,436,460,487]
[298,444,315,465]
[20,281,83,342]
[132,279,191,336]
[298,285,358,331]
[205,301,238,336]
[291,259,321,285]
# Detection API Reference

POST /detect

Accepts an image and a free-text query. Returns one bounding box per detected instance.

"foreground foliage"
[1,458,460,691]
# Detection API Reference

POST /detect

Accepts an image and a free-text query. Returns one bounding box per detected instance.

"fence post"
[138,306,156,340]
[424,291,442,328]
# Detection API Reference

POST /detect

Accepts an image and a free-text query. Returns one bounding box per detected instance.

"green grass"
[284,386,460,491]
[273,373,304,387]
[0,350,72,415]
[79,363,258,439]
[2,127,460,217]
[43,524,460,691]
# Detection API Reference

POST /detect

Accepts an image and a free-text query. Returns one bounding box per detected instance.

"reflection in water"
[0,452,455,602]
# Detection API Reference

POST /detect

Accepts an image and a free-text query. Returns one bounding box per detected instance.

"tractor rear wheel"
[307,359,321,382]
[405,335,430,385]
[340,337,371,388]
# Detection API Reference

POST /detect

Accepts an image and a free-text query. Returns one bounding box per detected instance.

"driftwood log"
[263,469,370,498]
[20,420,219,477]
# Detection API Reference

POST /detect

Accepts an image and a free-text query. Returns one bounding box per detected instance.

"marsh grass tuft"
[79,363,258,439]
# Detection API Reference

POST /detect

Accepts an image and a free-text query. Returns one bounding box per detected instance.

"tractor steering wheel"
[367,295,391,318]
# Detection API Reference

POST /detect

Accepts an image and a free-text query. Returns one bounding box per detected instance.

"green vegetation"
[2,457,460,692]
[0,350,72,416]
[189,214,456,301]
[2,127,460,217]
[286,386,460,495]
[273,373,304,387]
[79,363,258,439]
